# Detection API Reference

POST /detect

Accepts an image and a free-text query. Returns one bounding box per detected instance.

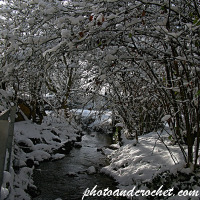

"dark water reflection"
[33,132,127,200]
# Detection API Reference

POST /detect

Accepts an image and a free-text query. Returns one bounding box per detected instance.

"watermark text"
[82,185,199,200]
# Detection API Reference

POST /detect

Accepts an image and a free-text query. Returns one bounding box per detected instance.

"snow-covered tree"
[0,0,86,121]
[1,0,200,168]
[55,0,200,168]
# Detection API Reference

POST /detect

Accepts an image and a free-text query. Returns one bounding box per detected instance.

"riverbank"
[101,128,200,200]
[2,112,82,200]
[2,110,200,200]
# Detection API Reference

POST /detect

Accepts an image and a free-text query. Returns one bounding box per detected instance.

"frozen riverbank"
[2,113,82,200]
[101,128,200,200]
[2,110,200,200]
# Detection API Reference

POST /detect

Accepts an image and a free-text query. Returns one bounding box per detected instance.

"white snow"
[101,128,188,196]
[167,31,182,38]
[2,108,200,199]
[44,7,56,15]
[43,40,67,57]
[115,123,124,127]
[3,171,12,184]
[96,14,103,23]
[104,54,117,61]
[34,143,52,152]
[175,56,187,61]
[109,143,120,149]
[28,150,51,162]
[69,17,80,25]
[161,115,171,122]
[4,112,82,199]
[106,14,118,20]
[172,87,180,93]
[1,187,9,200]
[61,29,71,38]
[72,109,112,126]
[52,153,65,160]
[108,46,118,54]
[103,148,114,156]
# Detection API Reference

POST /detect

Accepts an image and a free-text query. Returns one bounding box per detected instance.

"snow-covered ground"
[1,112,82,200]
[101,127,200,200]
[1,109,200,200]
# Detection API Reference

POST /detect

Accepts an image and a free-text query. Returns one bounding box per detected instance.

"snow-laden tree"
[82,0,200,169]
[50,0,199,168]
[0,0,86,121]
[1,0,200,168]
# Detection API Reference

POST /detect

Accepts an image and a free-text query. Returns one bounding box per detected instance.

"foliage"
[0,0,200,168]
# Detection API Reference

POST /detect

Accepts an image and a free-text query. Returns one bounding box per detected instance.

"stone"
[87,166,96,174]
[74,142,82,148]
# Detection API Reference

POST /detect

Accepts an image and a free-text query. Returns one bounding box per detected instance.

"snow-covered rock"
[87,166,96,174]
[102,148,114,156]
[9,112,82,199]
[51,153,65,160]
[1,187,9,200]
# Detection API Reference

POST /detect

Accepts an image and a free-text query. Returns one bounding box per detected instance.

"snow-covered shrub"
[9,112,82,199]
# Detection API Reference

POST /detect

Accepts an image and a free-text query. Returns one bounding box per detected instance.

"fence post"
[6,106,17,171]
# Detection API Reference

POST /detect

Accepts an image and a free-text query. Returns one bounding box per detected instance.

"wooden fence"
[0,106,16,199]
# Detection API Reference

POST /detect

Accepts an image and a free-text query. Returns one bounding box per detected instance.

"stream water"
[33,131,127,200]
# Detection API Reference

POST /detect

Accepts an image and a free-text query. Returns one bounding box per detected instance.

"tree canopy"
[0,0,200,168]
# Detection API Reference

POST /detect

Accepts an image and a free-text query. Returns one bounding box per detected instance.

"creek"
[32,130,127,200]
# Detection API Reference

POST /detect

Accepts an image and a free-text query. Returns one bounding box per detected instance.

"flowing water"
[33,131,127,200]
